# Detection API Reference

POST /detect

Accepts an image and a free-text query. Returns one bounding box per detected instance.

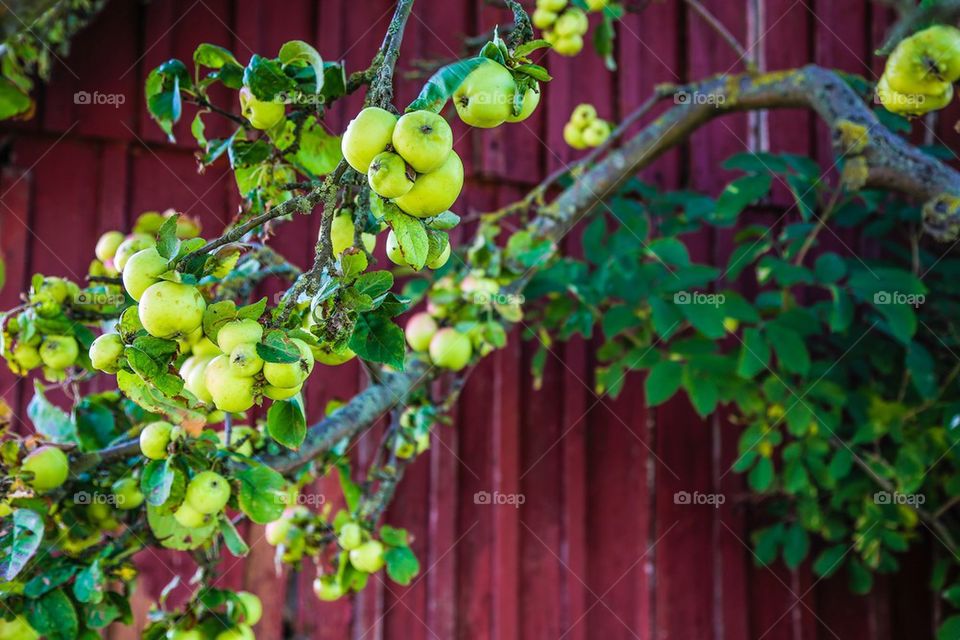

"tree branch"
[877,0,960,55]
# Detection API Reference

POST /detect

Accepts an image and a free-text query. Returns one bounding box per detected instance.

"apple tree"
[4,0,960,638]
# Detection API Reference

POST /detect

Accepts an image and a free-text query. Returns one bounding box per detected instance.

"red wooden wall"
[0,0,953,638]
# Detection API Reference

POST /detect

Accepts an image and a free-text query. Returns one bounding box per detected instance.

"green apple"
[292,338,315,374]
[168,629,206,640]
[405,312,438,352]
[262,345,311,388]
[341,106,398,173]
[95,230,125,262]
[563,121,587,149]
[532,8,557,29]
[393,151,464,218]
[215,623,254,640]
[205,355,256,413]
[140,421,174,460]
[877,73,952,116]
[554,34,583,56]
[349,540,385,573]
[265,517,292,545]
[112,477,144,510]
[229,343,264,377]
[429,328,472,371]
[394,436,415,459]
[184,360,214,404]
[262,383,302,400]
[12,343,42,370]
[40,335,79,370]
[391,110,454,173]
[586,0,607,9]
[185,470,231,514]
[237,591,262,625]
[193,336,221,357]
[330,212,376,256]
[506,83,541,123]
[385,230,407,266]
[538,0,567,10]
[90,333,125,373]
[571,103,597,128]
[453,60,516,128]
[239,86,285,130]
[427,241,451,269]
[338,522,363,550]
[138,282,206,338]
[0,615,38,640]
[313,576,345,601]
[582,119,610,147]
[311,342,356,366]
[885,25,960,94]
[173,502,209,528]
[122,247,169,301]
[367,152,414,198]
[554,8,588,36]
[114,234,154,272]
[217,319,263,354]
[22,446,69,492]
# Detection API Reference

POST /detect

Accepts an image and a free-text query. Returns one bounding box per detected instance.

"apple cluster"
[4,277,82,380]
[878,25,960,117]
[342,107,464,219]
[533,0,608,56]
[163,590,263,640]
[404,311,473,372]
[563,103,611,149]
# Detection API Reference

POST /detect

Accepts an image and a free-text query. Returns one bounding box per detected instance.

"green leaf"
[141,458,183,507]
[514,39,552,57]
[426,210,461,230]
[379,525,409,547]
[278,40,325,94]
[237,464,287,524]
[219,517,250,557]
[338,462,361,512]
[0,76,31,120]
[737,328,769,378]
[782,524,809,569]
[748,456,774,491]
[813,545,848,578]
[155,214,180,259]
[813,252,846,283]
[27,381,78,445]
[194,43,240,69]
[766,324,810,376]
[74,559,105,604]
[714,174,772,224]
[512,63,552,82]
[645,360,683,407]
[26,588,78,640]
[257,330,300,363]
[939,616,960,640]
[385,546,420,586]
[847,558,873,594]
[647,237,690,267]
[2,509,43,580]
[384,206,429,270]
[407,57,487,112]
[294,116,342,175]
[243,54,296,100]
[147,503,218,550]
[267,399,307,449]
[907,342,937,399]
[354,271,394,300]
[349,312,406,370]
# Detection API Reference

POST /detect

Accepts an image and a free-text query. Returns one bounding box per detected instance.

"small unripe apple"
[95,231,125,262]
[205,355,256,413]
[186,470,231,514]
[12,343,42,370]
[555,8,588,37]
[40,335,79,370]
[22,445,69,492]
[367,152,414,199]
[217,319,263,354]
[90,333,125,373]
[168,629,205,640]
[405,312,438,352]
[313,576,345,601]
[391,110,454,173]
[349,540,385,573]
[581,119,610,147]
[538,0,567,11]
[341,107,397,173]
[338,522,363,550]
[229,343,264,377]
[563,121,587,149]
[329,213,376,256]
[265,517,292,545]
[532,8,557,28]
[138,282,206,339]
[237,591,262,625]
[506,84,541,123]
[112,477,144,510]
[122,247,169,301]
[453,60,516,128]
[140,421,174,460]
[427,242,451,269]
[219,425,258,456]
[0,615,38,640]
[571,103,597,128]
[554,34,584,55]
[239,86,285,130]
[393,151,464,218]
[173,502,209,528]
[184,360,213,404]
[429,328,472,371]
[311,342,356,366]
[262,383,302,400]
[114,234,154,272]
